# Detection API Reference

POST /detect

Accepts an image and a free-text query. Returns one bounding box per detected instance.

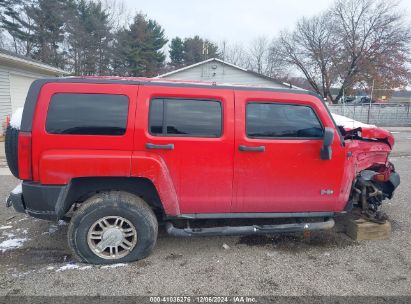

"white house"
[159,58,294,89]
[0,48,69,134]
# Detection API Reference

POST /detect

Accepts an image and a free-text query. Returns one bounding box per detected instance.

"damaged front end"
[350,163,400,223]
[341,126,400,223]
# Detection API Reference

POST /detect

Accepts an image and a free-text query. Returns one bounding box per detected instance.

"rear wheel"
[68,191,158,264]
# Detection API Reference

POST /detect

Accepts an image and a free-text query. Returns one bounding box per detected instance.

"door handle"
[145,143,174,150]
[239,145,265,152]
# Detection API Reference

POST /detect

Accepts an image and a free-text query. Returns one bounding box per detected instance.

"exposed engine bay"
[340,127,400,224]
[349,163,400,223]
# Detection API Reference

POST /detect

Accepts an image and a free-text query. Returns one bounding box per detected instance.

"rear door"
[232,90,347,213]
[133,85,235,214]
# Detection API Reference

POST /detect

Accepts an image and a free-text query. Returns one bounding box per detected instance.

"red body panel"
[130,152,180,216]
[132,86,235,214]
[232,91,352,213]
[31,83,138,184]
[39,150,132,184]
[28,80,394,217]
[345,140,391,173]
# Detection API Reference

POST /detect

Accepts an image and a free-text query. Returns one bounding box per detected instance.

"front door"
[232,90,347,213]
[134,85,235,214]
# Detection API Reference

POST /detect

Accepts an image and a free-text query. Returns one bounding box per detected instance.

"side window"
[46,93,129,135]
[246,103,323,138]
[149,98,222,137]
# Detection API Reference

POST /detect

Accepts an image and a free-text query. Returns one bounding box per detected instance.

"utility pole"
[201,41,209,78]
[342,89,345,116]
[367,79,375,124]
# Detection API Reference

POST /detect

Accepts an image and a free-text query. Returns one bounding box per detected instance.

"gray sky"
[123,0,411,44]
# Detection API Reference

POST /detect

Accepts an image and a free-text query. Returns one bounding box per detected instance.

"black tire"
[68,191,158,264]
[5,125,19,178]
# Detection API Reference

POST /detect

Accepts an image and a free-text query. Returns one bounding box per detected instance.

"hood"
[359,127,394,148]
[331,113,394,148]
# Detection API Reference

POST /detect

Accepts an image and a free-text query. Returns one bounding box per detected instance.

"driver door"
[232,90,347,213]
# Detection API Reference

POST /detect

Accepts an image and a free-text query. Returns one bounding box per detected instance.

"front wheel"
[68,191,158,264]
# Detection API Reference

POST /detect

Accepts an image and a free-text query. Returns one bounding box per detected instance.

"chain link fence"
[328,103,411,126]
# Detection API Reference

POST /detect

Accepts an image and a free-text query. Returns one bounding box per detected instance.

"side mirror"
[320,127,334,160]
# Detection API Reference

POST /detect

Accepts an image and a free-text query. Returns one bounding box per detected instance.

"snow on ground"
[42,224,59,235]
[2,232,15,238]
[54,263,127,272]
[0,238,28,252]
[331,113,376,129]
[52,261,128,272]
[56,263,92,272]
[56,264,81,272]
[0,225,12,230]
[9,107,23,129]
[11,183,22,195]
[100,263,127,269]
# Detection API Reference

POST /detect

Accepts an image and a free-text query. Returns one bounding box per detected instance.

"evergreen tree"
[111,28,130,76]
[1,1,172,76]
[0,0,34,54]
[26,0,66,68]
[169,37,184,68]
[118,13,168,77]
[183,36,219,65]
[66,0,112,75]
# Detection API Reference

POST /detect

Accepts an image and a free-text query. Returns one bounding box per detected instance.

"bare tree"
[332,0,411,101]
[219,40,249,68]
[248,36,270,74]
[220,38,289,79]
[102,0,131,31]
[271,14,337,99]
[270,0,411,103]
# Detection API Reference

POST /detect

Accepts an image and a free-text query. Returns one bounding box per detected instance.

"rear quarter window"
[46,93,129,135]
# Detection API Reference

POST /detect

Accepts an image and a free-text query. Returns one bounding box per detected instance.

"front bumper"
[6,182,67,220]
[389,172,400,189]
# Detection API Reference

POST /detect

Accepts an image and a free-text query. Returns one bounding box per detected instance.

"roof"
[20,76,320,133]
[0,48,69,76]
[158,58,297,89]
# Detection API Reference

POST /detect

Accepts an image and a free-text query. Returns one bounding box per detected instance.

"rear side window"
[246,103,323,138]
[149,98,222,137]
[46,93,129,135]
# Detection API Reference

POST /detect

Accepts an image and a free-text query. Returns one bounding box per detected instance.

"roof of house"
[158,58,298,89]
[0,48,69,75]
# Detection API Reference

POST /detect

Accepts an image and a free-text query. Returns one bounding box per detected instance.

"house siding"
[161,60,285,88]
[0,66,11,129]
[9,73,39,112]
[0,64,63,134]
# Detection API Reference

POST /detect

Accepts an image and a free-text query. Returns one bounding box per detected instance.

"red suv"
[5,77,400,264]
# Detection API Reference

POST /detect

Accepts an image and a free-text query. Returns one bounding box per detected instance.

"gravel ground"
[0,131,410,296]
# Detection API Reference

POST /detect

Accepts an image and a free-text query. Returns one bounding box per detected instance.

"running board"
[165,218,335,237]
